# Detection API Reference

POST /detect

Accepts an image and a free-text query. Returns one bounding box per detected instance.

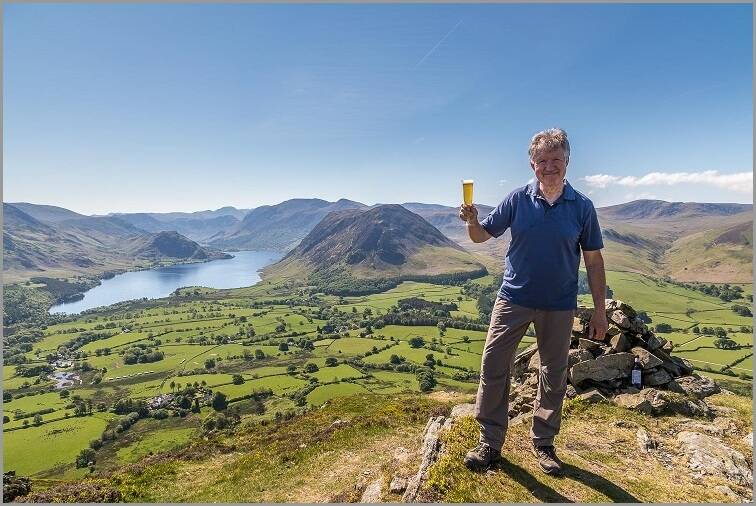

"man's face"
[530,148,568,187]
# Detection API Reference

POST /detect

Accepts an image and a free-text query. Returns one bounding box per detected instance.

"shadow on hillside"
[494,460,640,503]
[562,463,640,503]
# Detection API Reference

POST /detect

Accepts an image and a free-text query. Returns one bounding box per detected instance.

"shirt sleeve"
[479,195,513,238]
[579,204,604,251]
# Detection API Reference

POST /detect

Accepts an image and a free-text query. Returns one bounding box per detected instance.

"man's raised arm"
[459,204,493,243]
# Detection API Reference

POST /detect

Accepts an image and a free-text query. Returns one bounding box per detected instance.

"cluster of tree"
[202,410,241,433]
[732,304,752,317]
[397,297,458,317]
[309,267,489,297]
[415,367,436,392]
[654,323,673,333]
[379,312,486,332]
[15,364,54,378]
[3,328,46,365]
[64,330,119,352]
[692,326,729,338]
[714,337,739,350]
[665,279,747,302]
[121,344,164,365]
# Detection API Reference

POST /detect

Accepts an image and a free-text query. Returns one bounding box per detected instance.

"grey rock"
[402,416,445,502]
[449,403,475,421]
[643,368,672,386]
[360,478,383,503]
[605,299,637,318]
[742,432,753,446]
[565,384,578,399]
[645,333,666,351]
[614,388,711,417]
[672,374,720,399]
[609,333,631,353]
[568,348,594,368]
[512,343,539,379]
[578,338,601,351]
[569,352,635,386]
[631,347,663,369]
[609,311,632,330]
[636,427,657,453]
[614,392,653,415]
[578,388,607,403]
[606,324,623,338]
[575,307,595,322]
[713,485,745,502]
[389,476,407,495]
[676,431,752,487]
[527,352,540,372]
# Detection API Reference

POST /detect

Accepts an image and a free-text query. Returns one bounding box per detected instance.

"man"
[458,127,608,475]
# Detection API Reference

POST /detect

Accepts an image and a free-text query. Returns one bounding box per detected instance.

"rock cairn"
[509,299,720,418]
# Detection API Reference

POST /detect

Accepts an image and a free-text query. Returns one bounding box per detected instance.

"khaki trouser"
[474,296,575,450]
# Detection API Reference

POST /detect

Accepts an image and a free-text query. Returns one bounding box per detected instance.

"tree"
[205,358,216,369]
[75,448,96,468]
[212,391,228,411]
[304,363,319,373]
[278,342,289,352]
[325,357,338,367]
[714,337,738,350]
[170,381,176,392]
[692,326,700,334]
[255,349,266,359]
[408,337,425,348]
[33,413,43,425]
[654,323,673,333]
[232,374,245,385]
[416,367,436,392]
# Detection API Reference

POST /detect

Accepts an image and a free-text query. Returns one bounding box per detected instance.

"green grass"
[116,427,197,464]
[4,412,116,476]
[305,382,371,407]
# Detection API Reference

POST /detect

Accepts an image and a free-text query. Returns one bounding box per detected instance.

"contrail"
[415,18,463,68]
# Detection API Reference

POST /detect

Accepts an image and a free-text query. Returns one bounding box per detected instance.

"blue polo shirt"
[480,178,604,310]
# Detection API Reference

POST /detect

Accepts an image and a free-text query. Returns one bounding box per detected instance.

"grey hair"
[528,128,570,164]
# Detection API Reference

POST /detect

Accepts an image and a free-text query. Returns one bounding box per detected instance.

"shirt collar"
[526,178,576,201]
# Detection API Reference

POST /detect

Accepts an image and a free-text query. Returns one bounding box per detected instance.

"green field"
[3,269,751,480]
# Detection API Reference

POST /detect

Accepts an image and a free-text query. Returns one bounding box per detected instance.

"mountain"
[124,231,220,261]
[598,200,751,221]
[112,212,241,242]
[595,200,753,282]
[262,204,487,287]
[209,198,368,251]
[3,203,229,284]
[106,207,249,242]
[7,202,87,223]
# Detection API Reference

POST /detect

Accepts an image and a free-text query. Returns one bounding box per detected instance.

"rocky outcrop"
[676,431,753,488]
[508,299,715,420]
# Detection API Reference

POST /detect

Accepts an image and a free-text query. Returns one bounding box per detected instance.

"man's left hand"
[588,311,609,341]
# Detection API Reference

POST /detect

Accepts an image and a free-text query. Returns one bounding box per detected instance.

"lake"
[48,250,284,315]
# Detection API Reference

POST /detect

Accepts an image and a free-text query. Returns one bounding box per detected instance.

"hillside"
[9,390,751,503]
[2,203,229,284]
[596,200,753,283]
[261,204,487,289]
[208,198,367,251]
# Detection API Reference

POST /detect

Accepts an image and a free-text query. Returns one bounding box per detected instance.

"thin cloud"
[582,170,753,193]
[414,19,463,68]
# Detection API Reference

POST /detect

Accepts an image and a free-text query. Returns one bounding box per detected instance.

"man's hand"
[588,310,608,341]
[459,204,479,224]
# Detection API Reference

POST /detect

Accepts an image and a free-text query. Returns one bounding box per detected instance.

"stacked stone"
[509,299,720,417]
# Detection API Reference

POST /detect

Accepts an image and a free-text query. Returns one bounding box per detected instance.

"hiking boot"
[464,442,501,471]
[532,443,563,475]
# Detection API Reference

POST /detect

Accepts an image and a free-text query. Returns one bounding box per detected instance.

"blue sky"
[4,3,753,214]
